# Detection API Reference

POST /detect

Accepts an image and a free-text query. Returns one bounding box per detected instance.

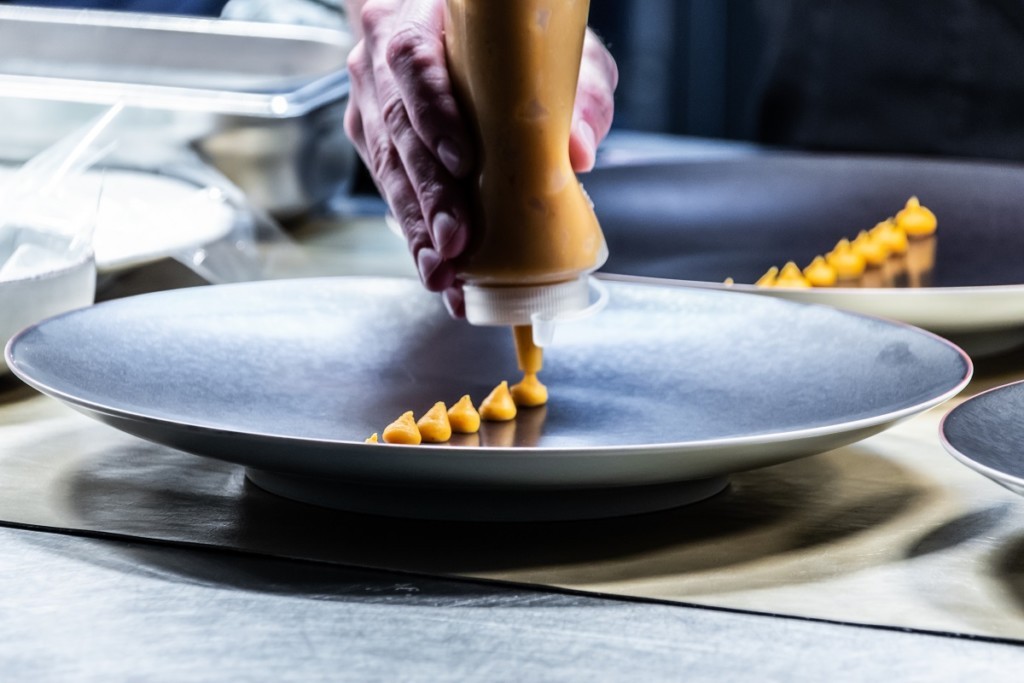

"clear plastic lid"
[463,275,610,346]
[463,276,590,326]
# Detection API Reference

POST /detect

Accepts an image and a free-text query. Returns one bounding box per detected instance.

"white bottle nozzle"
[529,276,609,347]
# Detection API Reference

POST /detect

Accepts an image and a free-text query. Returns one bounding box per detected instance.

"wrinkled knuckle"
[359,0,392,36]
[369,139,398,181]
[405,223,432,255]
[380,95,411,138]
[385,26,421,66]
[416,182,447,214]
[381,146,404,182]
[386,25,442,79]
[346,45,368,80]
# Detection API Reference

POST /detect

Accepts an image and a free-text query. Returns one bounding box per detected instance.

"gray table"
[1,524,1021,682]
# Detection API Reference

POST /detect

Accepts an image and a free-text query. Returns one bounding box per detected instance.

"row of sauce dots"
[736,197,937,288]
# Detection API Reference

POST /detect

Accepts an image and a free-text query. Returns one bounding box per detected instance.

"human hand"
[570,28,620,173]
[344,0,618,317]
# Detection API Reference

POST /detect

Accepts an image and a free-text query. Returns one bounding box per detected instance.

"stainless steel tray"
[0,6,356,216]
[0,6,351,115]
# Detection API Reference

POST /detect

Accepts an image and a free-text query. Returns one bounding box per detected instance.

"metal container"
[0,6,356,217]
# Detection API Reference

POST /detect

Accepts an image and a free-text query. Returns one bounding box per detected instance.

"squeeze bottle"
[444,0,608,338]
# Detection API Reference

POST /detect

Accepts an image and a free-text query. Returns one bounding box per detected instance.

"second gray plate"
[6,277,971,520]
[941,380,1024,498]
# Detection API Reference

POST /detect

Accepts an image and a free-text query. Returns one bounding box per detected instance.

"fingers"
[383,0,471,261]
[345,3,617,312]
[443,283,465,319]
[569,119,598,173]
[360,97,457,293]
[570,29,619,172]
[345,0,469,292]
[386,0,473,178]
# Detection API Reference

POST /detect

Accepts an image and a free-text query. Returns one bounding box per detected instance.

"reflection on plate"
[588,153,1024,355]
[941,380,1024,498]
[7,277,971,520]
[0,166,237,273]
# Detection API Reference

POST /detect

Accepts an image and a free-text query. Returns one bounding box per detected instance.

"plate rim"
[598,272,1024,336]
[0,165,239,274]
[600,271,1024,300]
[6,276,975,459]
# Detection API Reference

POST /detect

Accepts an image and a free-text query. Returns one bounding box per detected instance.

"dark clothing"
[758,0,1024,160]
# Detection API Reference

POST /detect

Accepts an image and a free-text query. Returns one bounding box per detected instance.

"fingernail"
[437,138,463,176]
[417,248,455,291]
[577,120,597,155]
[443,287,465,319]
[417,248,442,283]
[442,289,457,317]
[432,211,462,256]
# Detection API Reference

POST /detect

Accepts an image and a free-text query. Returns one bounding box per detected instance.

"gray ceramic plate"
[941,380,1024,498]
[6,277,971,520]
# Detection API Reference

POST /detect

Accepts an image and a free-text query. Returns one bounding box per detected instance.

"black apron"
[757,0,1024,160]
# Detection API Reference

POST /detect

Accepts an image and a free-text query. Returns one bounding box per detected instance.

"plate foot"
[246,469,729,522]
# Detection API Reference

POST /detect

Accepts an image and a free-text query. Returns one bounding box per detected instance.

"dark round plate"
[587,152,1024,348]
[941,380,1024,498]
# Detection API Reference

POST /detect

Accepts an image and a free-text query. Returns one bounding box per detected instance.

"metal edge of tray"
[0,6,353,118]
[0,5,351,47]
[0,72,350,118]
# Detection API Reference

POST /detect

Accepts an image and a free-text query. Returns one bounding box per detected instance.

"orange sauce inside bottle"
[445,0,607,286]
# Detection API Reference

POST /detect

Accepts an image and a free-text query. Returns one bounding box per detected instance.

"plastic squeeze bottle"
[445,0,608,391]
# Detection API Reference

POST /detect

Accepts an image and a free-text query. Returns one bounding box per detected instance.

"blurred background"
[589,0,771,142]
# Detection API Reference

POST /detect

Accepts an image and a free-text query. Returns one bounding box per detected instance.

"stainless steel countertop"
[0,525,1020,682]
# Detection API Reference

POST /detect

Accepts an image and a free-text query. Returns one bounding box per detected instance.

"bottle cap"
[463,275,591,327]
[529,276,609,347]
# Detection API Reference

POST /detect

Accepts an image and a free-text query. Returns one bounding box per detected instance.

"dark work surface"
[588,153,1024,286]
[1,525,1022,682]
